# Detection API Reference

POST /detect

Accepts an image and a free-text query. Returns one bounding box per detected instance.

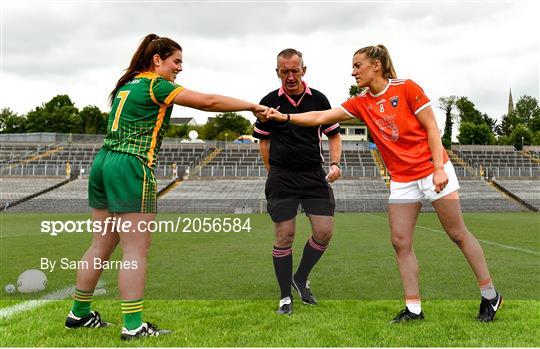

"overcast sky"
[2,0,539,132]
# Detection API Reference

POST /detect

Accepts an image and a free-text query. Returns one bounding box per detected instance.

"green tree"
[533,131,540,145]
[0,108,26,133]
[509,124,533,150]
[455,97,485,125]
[203,112,250,140]
[482,113,497,133]
[438,96,457,149]
[216,129,240,141]
[457,122,495,145]
[497,135,511,145]
[496,112,518,137]
[166,124,189,138]
[349,85,361,98]
[25,95,80,133]
[495,96,539,142]
[80,105,108,134]
[514,95,540,131]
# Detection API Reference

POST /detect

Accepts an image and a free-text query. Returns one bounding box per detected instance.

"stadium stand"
[8,179,90,213]
[523,146,540,160]
[0,178,67,209]
[6,178,181,213]
[198,145,380,178]
[492,179,540,211]
[159,178,390,213]
[199,145,266,177]
[340,150,380,178]
[420,179,525,212]
[159,179,266,213]
[1,144,43,163]
[2,142,212,179]
[332,179,389,211]
[1,137,537,214]
[452,145,540,178]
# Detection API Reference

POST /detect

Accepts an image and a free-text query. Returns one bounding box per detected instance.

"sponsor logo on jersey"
[374,114,399,142]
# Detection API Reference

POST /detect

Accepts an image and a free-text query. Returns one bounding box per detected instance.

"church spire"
[508,88,514,115]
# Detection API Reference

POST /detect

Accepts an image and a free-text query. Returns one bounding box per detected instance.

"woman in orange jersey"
[265,45,502,323]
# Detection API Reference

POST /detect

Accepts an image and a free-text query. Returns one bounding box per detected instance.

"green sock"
[121,299,144,331]
[71,288,94,317]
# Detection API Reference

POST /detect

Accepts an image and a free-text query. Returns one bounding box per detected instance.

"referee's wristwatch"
[330,162,341,170]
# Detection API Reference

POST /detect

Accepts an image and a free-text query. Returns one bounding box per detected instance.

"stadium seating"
[3,143,213,178]
[0,178,67,209]
[198,146,380,178]
[420,179,525,212]
[8,179,90,213]
[452,145,540,178]
[6,177,179,213]
[492,179,540,211]
[159,178,390,213]
[159,179,266,213]
[2,140,537,213]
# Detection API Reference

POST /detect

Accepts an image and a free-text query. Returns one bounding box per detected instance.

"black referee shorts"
[265,166,335,223]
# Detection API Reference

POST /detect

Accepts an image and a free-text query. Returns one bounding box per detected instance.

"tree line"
[439,95,539,150]
[2,93,539,148]
[0,95,253,141]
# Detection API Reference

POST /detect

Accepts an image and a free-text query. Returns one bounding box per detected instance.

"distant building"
[508,88,514,115]
[170,117,197,126]
[331,118,368,141]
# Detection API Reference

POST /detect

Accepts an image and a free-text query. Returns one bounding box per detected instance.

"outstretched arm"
[174,89,267,116]
[267,107,350,126]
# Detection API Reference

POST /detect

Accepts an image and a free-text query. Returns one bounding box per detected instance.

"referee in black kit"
[253,48,342,315]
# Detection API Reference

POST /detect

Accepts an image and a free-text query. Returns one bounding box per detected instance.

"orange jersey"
[340,79,448,182]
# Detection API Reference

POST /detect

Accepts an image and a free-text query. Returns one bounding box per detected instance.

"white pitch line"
[415,224,540,256]
[366,213,540,256]
[0,281,106,320]
[0,299,52,320]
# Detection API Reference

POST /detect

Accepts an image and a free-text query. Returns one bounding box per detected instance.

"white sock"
[479,278,497,299]
[406,297,422,315]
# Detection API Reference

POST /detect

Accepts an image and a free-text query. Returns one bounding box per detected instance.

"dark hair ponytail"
[109,34,182,105]
[355,45,397,79]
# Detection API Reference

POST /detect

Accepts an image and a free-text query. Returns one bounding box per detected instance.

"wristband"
[330,162,341,170]
[285,114,291,123]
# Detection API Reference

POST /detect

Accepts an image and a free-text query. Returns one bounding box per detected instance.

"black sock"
[294,235,328,284]
[272,245,293,299]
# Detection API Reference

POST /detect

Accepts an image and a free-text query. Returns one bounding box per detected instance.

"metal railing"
[3,163,539,179]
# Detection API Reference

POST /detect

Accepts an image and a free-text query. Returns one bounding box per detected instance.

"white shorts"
[389,161,460,204]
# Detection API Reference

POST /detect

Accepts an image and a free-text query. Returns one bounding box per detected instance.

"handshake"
[252,106,287,123]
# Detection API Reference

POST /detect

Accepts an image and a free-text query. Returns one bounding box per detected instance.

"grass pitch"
[1,212,539,346]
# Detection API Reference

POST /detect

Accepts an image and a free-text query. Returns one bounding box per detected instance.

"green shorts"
[88,148,157,213]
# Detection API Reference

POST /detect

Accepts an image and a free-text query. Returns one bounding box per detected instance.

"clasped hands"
[252,106,286,122]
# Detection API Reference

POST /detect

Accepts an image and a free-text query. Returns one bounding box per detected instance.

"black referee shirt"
[253,83,340,170]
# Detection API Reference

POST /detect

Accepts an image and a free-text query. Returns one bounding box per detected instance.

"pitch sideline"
[366,212,540,256]
[0,281,106,320]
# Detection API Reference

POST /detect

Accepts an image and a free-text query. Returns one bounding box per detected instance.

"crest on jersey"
[390,96,399,107]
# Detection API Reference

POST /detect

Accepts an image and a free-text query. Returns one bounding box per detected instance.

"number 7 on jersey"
[112,91,130,131]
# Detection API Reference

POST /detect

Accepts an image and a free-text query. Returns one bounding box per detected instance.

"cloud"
[2,1,539,127]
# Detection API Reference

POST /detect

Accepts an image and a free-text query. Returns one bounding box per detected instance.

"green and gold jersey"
[103,72,184,168]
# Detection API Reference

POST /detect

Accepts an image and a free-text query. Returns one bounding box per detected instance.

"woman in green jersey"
[65,33,267,340]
